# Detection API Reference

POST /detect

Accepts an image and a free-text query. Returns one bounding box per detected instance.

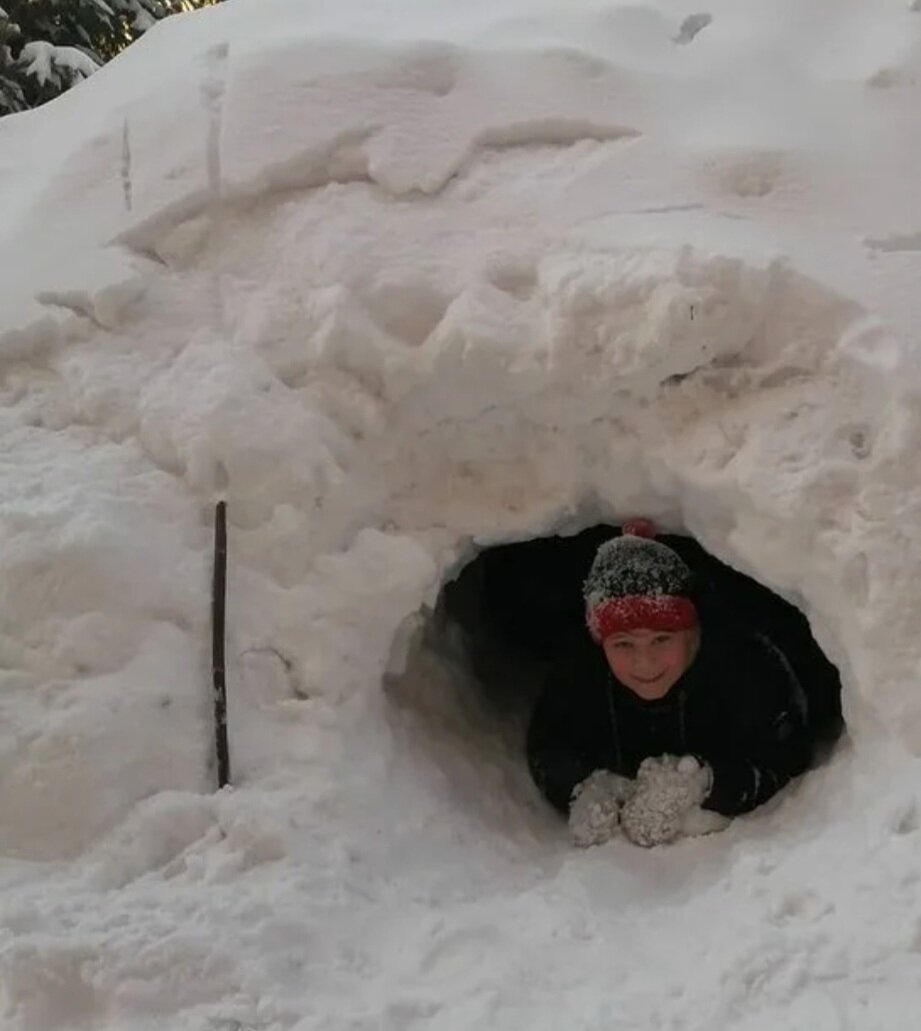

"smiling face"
[602,627,699,701]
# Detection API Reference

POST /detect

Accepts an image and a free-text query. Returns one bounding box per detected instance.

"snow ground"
[3,0,921,1027]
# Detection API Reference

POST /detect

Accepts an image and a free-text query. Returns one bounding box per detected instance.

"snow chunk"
[19,42,98,87]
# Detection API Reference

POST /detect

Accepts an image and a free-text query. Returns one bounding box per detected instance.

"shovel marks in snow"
[372,43,459,97]
[441,118,640,192]
[675,13,712,45]
[864,230,921,253]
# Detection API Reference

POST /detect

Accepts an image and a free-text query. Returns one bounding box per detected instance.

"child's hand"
[620,755,712,848]
[568,769,634,848]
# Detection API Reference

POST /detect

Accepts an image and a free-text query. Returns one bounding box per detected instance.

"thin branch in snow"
[121,117,133,212]
[200,40,230,334]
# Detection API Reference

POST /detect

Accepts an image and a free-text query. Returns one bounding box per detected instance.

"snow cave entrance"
[389,524,843,828]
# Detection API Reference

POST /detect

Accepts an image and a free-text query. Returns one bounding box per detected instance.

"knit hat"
[583,519,698,643]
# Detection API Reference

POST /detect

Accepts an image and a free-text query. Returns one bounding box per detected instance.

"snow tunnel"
[384,521,844,834]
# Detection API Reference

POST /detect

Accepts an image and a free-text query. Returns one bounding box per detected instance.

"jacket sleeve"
[701,633,812,817]
[526,660,607,815]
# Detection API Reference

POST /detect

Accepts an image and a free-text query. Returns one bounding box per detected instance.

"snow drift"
[2,1,921,1028]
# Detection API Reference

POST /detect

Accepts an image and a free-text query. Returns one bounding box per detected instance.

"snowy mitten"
[620,756,712,849]
[569,770,634,848]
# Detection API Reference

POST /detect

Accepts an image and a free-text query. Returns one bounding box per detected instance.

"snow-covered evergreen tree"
[0,0,215,116]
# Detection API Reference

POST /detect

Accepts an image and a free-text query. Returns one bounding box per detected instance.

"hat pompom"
[622,517,658,539]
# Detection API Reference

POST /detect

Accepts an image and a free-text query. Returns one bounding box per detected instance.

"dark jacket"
[526,602,813,818]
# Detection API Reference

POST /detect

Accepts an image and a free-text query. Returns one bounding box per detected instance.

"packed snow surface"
[3,0,921,1027]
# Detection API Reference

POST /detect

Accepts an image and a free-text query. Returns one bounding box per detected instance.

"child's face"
[602,628,699,700]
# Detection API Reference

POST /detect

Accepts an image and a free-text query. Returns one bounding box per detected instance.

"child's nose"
[634,648,658,672]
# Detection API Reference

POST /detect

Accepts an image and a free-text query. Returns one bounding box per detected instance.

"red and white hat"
[583,519,698,644]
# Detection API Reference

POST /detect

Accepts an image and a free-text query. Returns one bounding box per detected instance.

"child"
[526,520,813,847]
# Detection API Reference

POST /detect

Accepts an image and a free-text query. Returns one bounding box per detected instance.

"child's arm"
[526,665,607,814]
[701,635,812,817]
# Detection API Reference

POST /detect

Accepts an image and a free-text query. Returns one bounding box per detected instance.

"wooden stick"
[212,499,230,788]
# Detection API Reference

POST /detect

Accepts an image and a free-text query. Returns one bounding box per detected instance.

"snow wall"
[2,2,921,1028]
[0,0,914,850]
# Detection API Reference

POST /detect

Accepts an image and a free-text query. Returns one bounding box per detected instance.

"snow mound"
[3,0,921,1027]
